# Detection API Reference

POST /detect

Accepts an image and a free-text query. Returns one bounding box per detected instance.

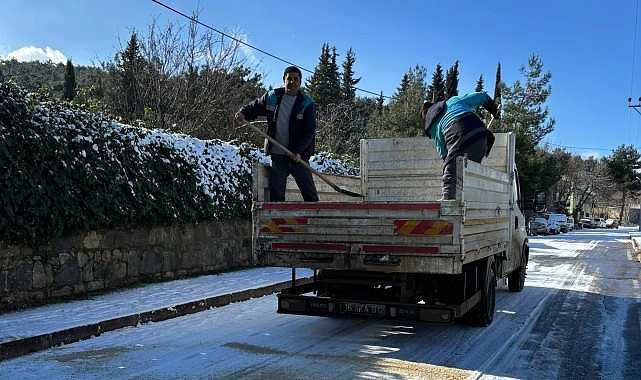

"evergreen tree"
[427,64,445,102]
[373,65,427,137]
[103,32,146,123]
[340,48,361,101]
[475,74,484,92]
[444,60,459,99]
[498,54,555,198]
[494,62,502,103]
[306,43,341,108]
[604,145,641,220]
[63,59,76,101]
[474,75,485,118]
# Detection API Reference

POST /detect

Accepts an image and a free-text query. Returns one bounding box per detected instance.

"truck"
[252,132,540,326]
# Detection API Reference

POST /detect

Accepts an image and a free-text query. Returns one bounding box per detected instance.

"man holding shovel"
[235,66,319,202]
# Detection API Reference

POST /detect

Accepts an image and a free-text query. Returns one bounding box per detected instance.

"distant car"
[548,213,569,233]
[529,217,549,236]
[595,218,607,228]
[567,217,575,231]
[547,219,560,235]
[605,219,619,229]
[580,218,595,228]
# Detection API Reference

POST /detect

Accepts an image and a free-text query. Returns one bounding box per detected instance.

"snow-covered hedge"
[0,80,357,247]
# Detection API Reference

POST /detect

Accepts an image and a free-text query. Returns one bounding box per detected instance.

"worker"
[235,66,319,202]
[420,92,499,200]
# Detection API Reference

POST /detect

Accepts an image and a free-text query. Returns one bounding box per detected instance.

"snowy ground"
[1,227,640,379]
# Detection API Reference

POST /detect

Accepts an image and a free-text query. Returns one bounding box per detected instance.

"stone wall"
[0,220,252,313]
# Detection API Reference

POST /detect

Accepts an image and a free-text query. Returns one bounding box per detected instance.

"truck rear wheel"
[472,257,496,326]
[508,244,528,292]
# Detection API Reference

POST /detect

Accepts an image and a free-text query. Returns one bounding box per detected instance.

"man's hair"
[283,66,302,80]
[420,101,433,117]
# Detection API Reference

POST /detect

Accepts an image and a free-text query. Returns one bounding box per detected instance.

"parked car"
[547,219,561,235]
[605,219,619,229]
[548,213,569,233]
[595,218,607,228]
[567,217,575,231]
[529,217,549,236]
[580,218,593,228]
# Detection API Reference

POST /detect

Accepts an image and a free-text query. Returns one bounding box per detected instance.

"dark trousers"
[442,115,488,200]
[269,154,319,202]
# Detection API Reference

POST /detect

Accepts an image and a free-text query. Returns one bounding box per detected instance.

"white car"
[595,218,607,228]
[547,219,561,235]
[547,213,569,233]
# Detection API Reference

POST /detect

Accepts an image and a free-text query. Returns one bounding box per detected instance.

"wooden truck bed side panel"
[252,133,516,275]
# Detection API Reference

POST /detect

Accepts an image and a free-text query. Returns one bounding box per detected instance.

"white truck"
[252,132,542,326]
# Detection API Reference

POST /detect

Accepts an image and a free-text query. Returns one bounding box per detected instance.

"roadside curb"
[0,277,312,362]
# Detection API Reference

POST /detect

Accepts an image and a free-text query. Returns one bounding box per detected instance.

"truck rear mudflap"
[276,281,481,323]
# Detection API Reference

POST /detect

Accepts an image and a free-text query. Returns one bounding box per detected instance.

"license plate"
[340,302,386,316]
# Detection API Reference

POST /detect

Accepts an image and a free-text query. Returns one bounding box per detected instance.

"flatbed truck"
[252,132,538,326]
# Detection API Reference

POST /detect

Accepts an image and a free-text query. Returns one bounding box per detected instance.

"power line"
[150,0,389,99]
[543,141,614,153]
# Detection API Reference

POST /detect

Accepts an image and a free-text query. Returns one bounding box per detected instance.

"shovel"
[244,121,365,198]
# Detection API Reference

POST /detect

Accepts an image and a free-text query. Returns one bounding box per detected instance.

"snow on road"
[1,227,640,379]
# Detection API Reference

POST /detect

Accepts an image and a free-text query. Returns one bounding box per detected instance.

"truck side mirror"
[534,190,546,213]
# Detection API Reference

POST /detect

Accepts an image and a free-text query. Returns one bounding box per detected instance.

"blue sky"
[1,0,640,159]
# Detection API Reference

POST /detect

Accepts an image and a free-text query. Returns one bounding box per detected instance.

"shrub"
[0,78,358,247]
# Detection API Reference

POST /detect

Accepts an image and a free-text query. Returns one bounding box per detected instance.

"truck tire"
[508,244,529,292]
[473,257,496,326]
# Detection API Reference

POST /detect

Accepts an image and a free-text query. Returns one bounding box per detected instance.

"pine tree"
[306,43,340,108]
[474,75,485,118]
[475,74,485,92]
[499,54,555,198]
[444,61,459,99]
[604,145,641,221]
[63,59,76,101]
[377,65,427,137]
[427,64,445,102]
[340,48,360,101]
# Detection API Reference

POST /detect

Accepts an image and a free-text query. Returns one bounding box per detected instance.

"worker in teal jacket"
[421,92,499,200]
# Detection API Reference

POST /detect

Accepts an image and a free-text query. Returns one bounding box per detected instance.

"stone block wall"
[0,220,252,313]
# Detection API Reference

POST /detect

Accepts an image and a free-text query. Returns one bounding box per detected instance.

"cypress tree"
[444,60,459,99]
[427,64,445,102]
[63,59,76,101]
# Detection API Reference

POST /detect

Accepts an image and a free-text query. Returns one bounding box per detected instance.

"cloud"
[4,46,67,64]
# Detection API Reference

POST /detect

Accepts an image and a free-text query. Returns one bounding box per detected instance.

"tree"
[305,43,340,108]
[475,74,485,92]
[101,14,264,141]
[103,32,145,123]
[340,48,360,101]
[63,59,76,101]
[444,60,459,99]
[604,145,641,220]
[427,64,445,102]
[496,54,555,198]
[370,65,427,138]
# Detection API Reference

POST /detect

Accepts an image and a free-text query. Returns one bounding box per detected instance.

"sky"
[1,0,641,158]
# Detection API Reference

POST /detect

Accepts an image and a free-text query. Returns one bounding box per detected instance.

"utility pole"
[628,97,641,115]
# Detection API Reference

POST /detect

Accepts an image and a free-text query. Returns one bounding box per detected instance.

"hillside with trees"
[2,12,641,245]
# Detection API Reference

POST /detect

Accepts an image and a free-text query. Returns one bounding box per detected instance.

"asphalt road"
[2,227,640,379]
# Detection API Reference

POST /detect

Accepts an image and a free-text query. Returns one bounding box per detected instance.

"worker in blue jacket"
[235,66,319,202]
[420,92,499,200]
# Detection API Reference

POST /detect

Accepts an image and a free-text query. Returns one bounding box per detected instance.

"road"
[2,227,640,379]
